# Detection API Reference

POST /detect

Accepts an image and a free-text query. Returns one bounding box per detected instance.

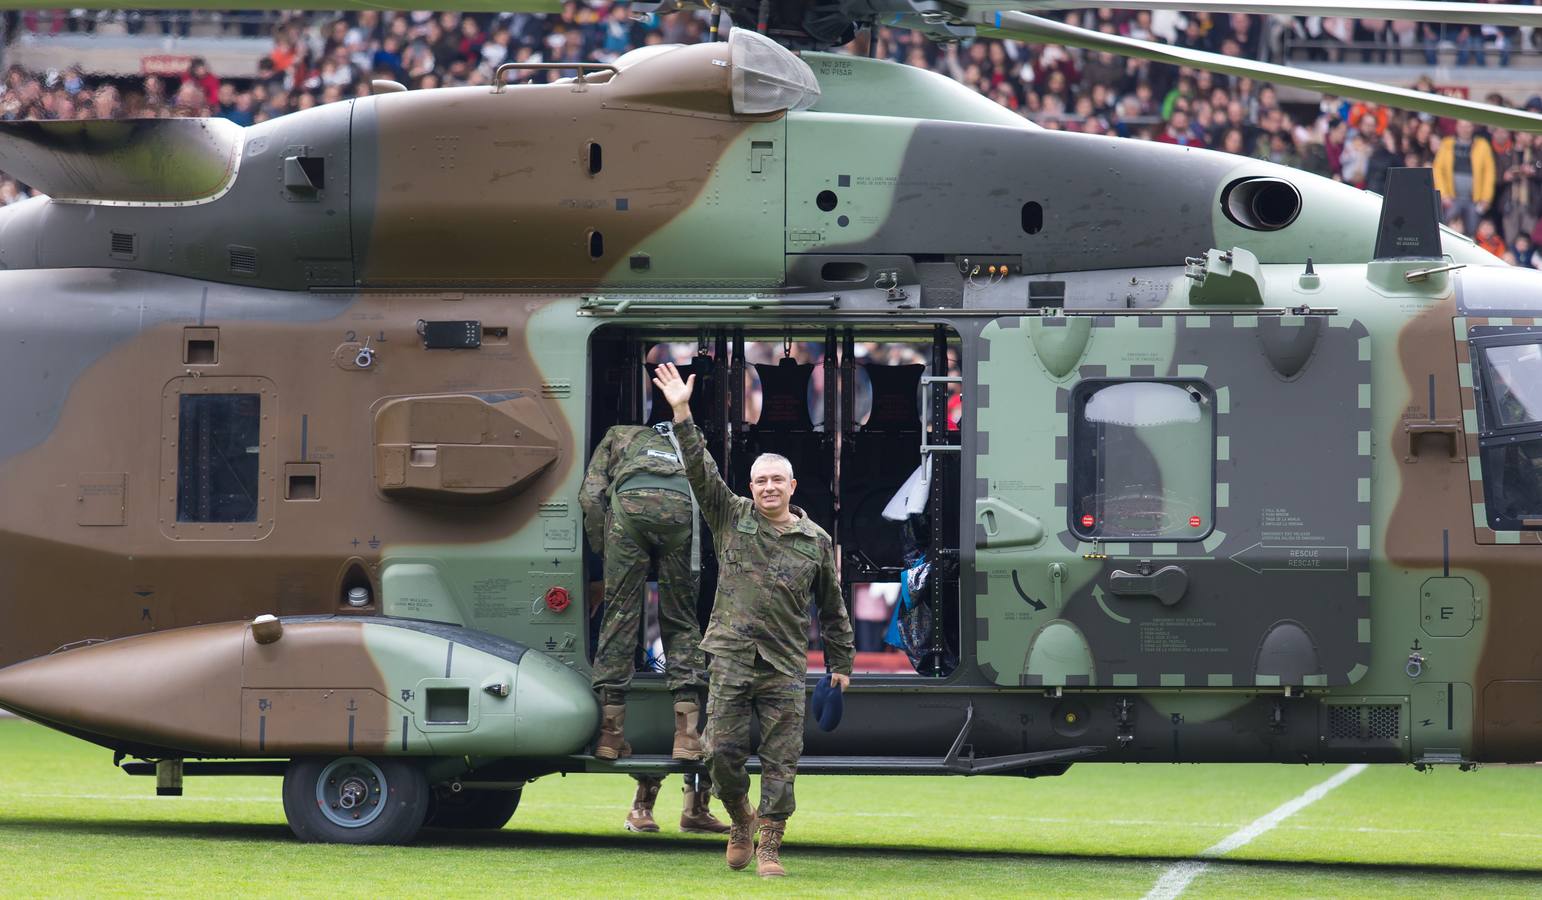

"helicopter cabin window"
[1070,380,1215,541]
[1473,339,1542,530]
[176,393,262,523]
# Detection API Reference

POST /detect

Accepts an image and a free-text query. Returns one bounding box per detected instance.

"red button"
[545,586,571,613]
[1080,514,1095,528]
[1189,515,1203,528]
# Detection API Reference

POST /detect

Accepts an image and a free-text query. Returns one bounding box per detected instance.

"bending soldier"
[579,423,728,835]
[652,362,855,879]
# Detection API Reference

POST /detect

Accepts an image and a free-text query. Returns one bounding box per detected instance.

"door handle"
[1108,566,1189,606]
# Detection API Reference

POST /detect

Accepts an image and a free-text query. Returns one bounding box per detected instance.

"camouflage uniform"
[580,425,706,702]
[676,420,854,821]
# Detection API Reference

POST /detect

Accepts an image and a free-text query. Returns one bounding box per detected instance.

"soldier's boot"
[679,784,730,834]
[724,795,758,870]
[756,818,787,878]
[624,779,661,833]
[671,700,706,761]
[594,704,632,760]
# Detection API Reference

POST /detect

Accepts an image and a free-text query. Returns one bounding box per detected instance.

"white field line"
[1142,763,1367,900]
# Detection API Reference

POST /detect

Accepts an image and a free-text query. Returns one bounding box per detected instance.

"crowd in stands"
[0,5,1540,264]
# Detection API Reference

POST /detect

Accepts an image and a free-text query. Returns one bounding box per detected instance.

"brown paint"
[361,42,763,287]
[1386,297,1542,761]
[0,292,573,667]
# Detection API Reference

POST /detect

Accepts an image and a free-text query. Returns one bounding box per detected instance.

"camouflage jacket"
[579,425,689,553]
[676,420,854,678]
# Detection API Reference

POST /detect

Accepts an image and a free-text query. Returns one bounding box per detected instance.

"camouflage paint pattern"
[0,34,1537,779]
[676,420,855,678]
[0,617,596,758]
[705,651,806,820]
[589,487,706,700]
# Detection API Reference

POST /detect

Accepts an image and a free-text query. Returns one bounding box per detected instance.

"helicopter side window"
[1474,339,1542,529]
[175,393,262,524]
[1484,344,1542,428]
[1070,380,1215,541]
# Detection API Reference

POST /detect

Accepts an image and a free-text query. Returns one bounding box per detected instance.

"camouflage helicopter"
[2,0,1542,845]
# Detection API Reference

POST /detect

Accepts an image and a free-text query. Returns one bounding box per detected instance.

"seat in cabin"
[841,363,926,576]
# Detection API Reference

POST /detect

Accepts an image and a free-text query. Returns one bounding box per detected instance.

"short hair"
[750,452,794,480]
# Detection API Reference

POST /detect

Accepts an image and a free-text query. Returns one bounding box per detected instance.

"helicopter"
[1,0,1542,845]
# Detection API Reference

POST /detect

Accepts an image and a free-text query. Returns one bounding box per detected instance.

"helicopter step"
[574,704,1103,777]
[572,745,1102,778]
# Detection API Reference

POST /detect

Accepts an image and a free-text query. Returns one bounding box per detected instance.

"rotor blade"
[1012,0,1542,28]
[0,118,243,203]
[980,11,1542,133]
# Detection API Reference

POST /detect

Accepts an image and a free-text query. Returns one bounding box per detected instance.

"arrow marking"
[1010,570,1047,611]
[1094,584,1131,624]
[1229,542,1349,574]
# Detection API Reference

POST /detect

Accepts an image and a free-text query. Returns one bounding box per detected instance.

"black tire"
[282,756,430,845]
[425,788,522,830]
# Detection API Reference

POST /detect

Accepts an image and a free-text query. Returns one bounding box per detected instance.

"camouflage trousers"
[705,651,806,821]
[592,488,706,701]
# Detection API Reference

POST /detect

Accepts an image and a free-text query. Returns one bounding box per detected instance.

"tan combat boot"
[679,783,730,834]
[672,700,705,761]
[624,779,661,833]
[724,795,758,870]
[756,818,787,878]
[595,704,631,760]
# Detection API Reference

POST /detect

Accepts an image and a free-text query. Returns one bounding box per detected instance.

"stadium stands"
[0,5,1538,263]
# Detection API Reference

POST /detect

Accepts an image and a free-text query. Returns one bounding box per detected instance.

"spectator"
[1434,119,1496,236]
[1474,218,1506,258]
[1500,131,1541,247]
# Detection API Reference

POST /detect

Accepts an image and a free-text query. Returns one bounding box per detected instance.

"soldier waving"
[652,362,854,878]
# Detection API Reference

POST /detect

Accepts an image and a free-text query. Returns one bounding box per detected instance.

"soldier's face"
[749,461,796,519]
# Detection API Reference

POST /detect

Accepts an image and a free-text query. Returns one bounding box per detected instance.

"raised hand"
[651,362,695,421]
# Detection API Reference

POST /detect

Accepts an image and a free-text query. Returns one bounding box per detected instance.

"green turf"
[1,720,1539,898]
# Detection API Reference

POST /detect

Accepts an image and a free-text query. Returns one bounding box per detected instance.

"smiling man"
[652,361,853,879]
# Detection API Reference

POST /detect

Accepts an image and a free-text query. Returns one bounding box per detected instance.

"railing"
[1281,33,1542,66]
[9,9,287,38]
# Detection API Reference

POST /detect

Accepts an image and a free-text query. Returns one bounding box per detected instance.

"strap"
[654,421,701,574]
[615,472,690,495]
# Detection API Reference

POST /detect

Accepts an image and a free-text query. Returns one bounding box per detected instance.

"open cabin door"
[972,313,1372,689]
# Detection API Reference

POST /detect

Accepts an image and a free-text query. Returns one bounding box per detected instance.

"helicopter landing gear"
[425,785,523,830]
[281,756,429,845]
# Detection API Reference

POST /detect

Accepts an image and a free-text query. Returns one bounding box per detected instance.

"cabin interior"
[586,324,963,678]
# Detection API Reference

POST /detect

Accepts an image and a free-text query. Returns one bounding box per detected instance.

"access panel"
[973,313,1371,687]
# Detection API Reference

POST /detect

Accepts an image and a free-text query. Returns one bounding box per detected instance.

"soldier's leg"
[590,512,649,702]
[705,655,759,869]
[750,656,807,823]
[749,655,804,878]
[655,523,705,697]
[704,655,753,801]
[655,514,708,760]
[591,512,649,759]
[625,774,663,833]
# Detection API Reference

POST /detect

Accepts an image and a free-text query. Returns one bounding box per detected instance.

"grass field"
[1,719,1540,898]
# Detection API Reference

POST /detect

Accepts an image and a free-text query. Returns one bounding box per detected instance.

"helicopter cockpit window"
[176,393,262,523]
[1070,380,1215,541]
[1474,337,1542,530]
[1483,343,1542,428]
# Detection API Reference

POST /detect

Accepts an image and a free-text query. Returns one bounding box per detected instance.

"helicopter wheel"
[425,787,522,830]
[282,756,430,845]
